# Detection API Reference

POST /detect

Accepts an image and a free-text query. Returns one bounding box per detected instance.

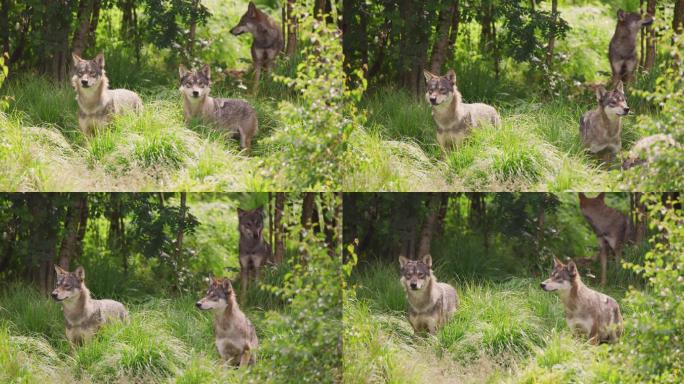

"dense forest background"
[344,192,683,383]
[0,192,343,383]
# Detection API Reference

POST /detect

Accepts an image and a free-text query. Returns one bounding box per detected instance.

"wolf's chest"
[567,314,594,336]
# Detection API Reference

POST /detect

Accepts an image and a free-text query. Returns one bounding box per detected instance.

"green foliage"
[266,1,365,190]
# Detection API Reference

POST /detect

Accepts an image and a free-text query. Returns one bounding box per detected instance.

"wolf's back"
[110,89,143,113]
[94,298,129,322]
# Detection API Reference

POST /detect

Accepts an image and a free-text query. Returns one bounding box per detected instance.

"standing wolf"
[541,257,623,344]
[52,265,128,346]
[238,207,272,305]
[609,9,654,85]
[230,2,284,93]
[179,64,258,150]
[578,193,635,286]
[399,254,459,334]
[580,81,629,163]
[424,69,501,151]
[71,53,143,135]
[196,277,258,366]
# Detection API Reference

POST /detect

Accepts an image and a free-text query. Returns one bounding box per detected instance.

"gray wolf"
[230,1,284,93]
[622,134,680,169]
[179,64,258,150]
[196,277,258,366]
[609,9,654,85]
[579,81,629,162]
[541,257,623,344]
[399,254,459,334]
[424,69,501,150]
[52,265,128,345]
[71,53,143,135]
[238,207,272,305]
[578,192,635,286]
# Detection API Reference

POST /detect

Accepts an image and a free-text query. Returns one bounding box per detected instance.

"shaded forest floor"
[344,2,663,191]
[344,261,637,383]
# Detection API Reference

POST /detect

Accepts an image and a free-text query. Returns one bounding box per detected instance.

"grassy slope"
[345,1,659,191]
[344,262,630,383]
[0,0,290,191]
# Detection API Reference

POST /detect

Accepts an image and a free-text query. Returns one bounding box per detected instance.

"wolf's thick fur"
[196,278,258,366]
[541,258,623,344]
[580,82,629,162]
[399,254,459,334]
[579,193,635,286]
[230,1,283,93]
[52,265,128,345]
[179,64,258,150]
[238,207,272,305]
[424,70,501,150]
[71,53,143,135]
[609,9,654,84]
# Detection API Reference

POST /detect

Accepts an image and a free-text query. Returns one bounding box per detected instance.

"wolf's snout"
[195,301,202,308]
[429,97,438,105]
[192,91,199,97]
[540,282,546,290]
[623,107,630,114]
[410,282,418,290]
[81,80,89,87]
[51,292,59,300]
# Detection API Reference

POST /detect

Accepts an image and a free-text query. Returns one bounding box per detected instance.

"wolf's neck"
[600,108,622,134]
[216,294,241,326]
[62,287,93,323]
[240,232,264,248]
[407,274,440,311]
[558,278,585,307]
[77,78,109,112]
[433,87,463,118]
[184,94,213,117]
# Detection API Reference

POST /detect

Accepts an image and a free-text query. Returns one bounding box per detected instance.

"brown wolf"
[52,265,128,345]
[230,2,284,93]
[541,257,623,344]
[71,53,143,135]
[179,64,258,150]
[609,9,654,85]
[196,277,258,366]
[238,207,272,305]
[580,81,629,163]
[424,69,501,151]
[578,193,635,286]
[399,254,459,335]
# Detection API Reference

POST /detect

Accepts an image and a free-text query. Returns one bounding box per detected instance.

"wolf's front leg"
[239,347,252,367]
[240,262,249,306]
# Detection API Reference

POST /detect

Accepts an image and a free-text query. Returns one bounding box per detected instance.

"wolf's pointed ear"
[399,255,409,268]
[445,70,457,85]
[237,207,246,217]
[179,64,189,79]
[248,2,257,16]
[54,264,67,276]
[74,266,85,282]
[421,254,433,269]
[221,279,233,292]
[567,261,577,277]
[595,86,606,103]
[255,206,264,216]
[423,70,435,84]
[72,53,83,66]
[200,64,210,80]
[617,9,625,22]
[94,53,105,68]
[615,81,624,94]
[597,192,605,201]
[578,192,587,201]
[553,257,562,268]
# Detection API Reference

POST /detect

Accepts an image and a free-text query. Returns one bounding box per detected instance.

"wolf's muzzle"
[410,282,418,290]
[81,80,90,87]
[192,91,199,97]
[429,98,438,105]
[51,292,62,301]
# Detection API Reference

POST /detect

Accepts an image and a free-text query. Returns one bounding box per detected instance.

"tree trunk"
[58,193,89,270]
[27,194,59,295]
[9,5,32,69]
[88,0,101,50]
[274,193,285,264]
[631,192,648,243]
[435,193,450,235]
[545,0,558,68]
[314,0,326,20]
[675,0,684,33]
[301,193,316,231]
[644,0,657,71]
[322,193,341,257]
[0,0,9,56]
[71,0,93,57]
[173,192,187,274]
[444,1,461,71]
[342,0,369,78]
[430,0,459,74]
[285,0,297,56]
[40,1,72,81]
[417,193,442,257]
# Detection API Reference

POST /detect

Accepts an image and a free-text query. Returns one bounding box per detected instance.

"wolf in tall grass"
[51,265,128,346]
[71,53,143,135]
[423,69,501,151]
[541,257,623,344]
[580,81,629,163]
[230,1,284,93]
[196,277,258,366]
[179,64,258,150]
[399,254,459,334]
[609,9,654,85]
[238,207,272,305]
[578,192,635,286]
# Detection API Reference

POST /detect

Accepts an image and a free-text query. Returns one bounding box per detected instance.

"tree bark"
[9,5,32,69]
[71,0,93,57]
[27,194,59,295]
[285,0,297,56]
[0,0,10,56]
[644,0,657,71]
[274,193,285,264]
[301,193,316,231]
[675,0,684,34]
[58,193,89,270]
[545,0,558,68]
[430,0,459,74]
[417,193,442,257]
